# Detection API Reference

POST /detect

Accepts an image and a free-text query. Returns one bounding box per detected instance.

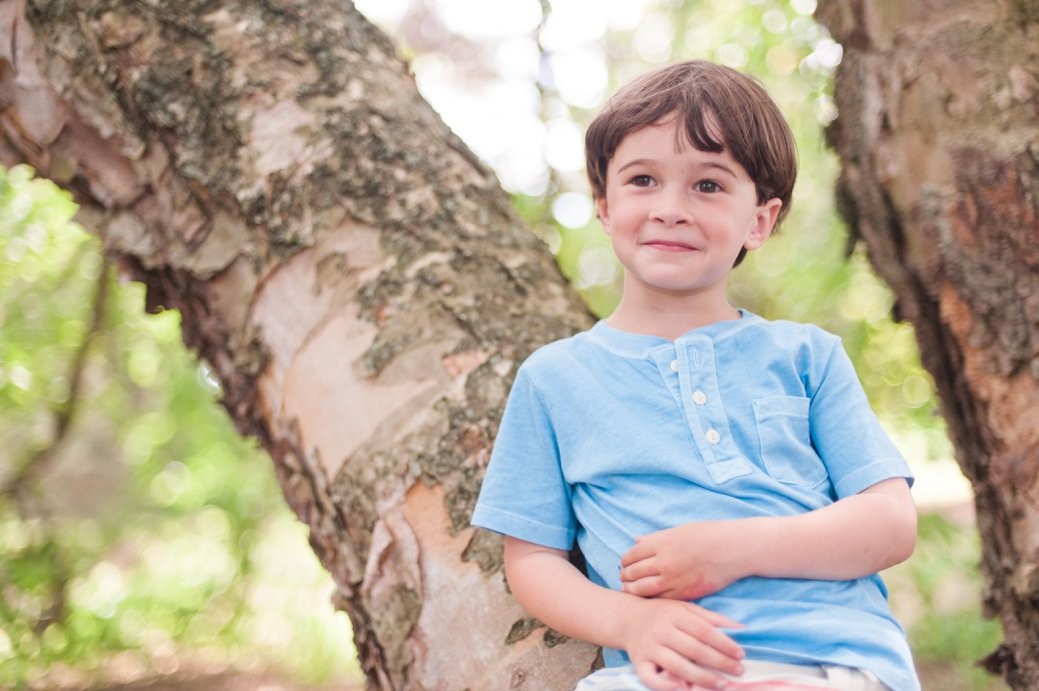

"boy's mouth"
[643,239,698,251]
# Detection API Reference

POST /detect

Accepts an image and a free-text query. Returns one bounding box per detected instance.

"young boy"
[471,60,919,691]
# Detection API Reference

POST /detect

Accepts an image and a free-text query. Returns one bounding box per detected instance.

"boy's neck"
[606,294,741,341]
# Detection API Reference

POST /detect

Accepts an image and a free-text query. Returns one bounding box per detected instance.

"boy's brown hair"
[585,60,798,230]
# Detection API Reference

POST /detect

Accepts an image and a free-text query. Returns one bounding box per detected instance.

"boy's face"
[596,118,781,302]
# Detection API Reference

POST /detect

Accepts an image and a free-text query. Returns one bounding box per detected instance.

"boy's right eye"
[629,174,654,186]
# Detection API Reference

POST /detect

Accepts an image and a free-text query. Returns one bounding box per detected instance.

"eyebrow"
[615,158,740,178]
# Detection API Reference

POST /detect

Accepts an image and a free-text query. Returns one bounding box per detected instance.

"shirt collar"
[588,309,763,358]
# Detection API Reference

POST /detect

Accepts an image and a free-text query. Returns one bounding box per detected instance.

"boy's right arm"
[503,536,745,691]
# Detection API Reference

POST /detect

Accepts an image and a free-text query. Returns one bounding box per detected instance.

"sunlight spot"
[808,38,844,71]
[3,190,32,223]
[603,0,648,30]
[634,13,674,64]
[494,36,541,81]
[552,193,594,229]
[576,246,619,288]
[9,364,32,391]
[541,0,607,50]
[497,117,549,194]
[23,222,47,253]
[791,0,818,15]
[72,560,127,619]
[436,0,542,38]
[544,118,586,173]
[196,360,222,396]
[549,48,608,108]
[790,16,822,43]
[682,20,714,59]
[901,375,934,409]
[150,461,193,507]
[762,9,788,34]
[714,43,748,69]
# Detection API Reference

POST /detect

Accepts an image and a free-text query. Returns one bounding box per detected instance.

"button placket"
[673,342,717,455]
[676,338,748,482]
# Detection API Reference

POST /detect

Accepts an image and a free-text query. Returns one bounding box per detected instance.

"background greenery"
[0,0,1004,688]
[0,165,358,689]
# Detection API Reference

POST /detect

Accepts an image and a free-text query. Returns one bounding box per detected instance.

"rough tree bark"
[0,0,598,688]
[818,1,1039,688]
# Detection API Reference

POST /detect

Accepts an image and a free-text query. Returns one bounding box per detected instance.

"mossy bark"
[1,0,598,687]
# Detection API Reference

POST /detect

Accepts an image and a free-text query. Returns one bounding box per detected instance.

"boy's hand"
[623,596,745,690]
[620,521,747,600]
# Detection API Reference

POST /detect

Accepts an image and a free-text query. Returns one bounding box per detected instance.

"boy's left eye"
[696,180,722,193]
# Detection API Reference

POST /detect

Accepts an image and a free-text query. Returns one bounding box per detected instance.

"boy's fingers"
[619,557,657,581]
[622,575,667,597]
[688,604,744,630]
[645,646,731,690]
[620,541,653,566]
[673,623,744,671]
[632,660,679,691]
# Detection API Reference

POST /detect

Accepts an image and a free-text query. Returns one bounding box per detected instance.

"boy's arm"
[504,536,745,691]
[620,477,916,600]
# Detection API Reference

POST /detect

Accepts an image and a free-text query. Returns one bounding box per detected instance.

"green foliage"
[886,514,1005,689]
[0,166,357,688]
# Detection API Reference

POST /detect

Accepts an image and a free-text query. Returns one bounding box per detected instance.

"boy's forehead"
[615,118,730,158]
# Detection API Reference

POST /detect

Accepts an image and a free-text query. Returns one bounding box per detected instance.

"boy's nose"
[651,193,692,226]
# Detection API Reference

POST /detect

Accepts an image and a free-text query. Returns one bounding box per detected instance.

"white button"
[705,428,721,444]
[692,390,707,405]
[670,359,679,372]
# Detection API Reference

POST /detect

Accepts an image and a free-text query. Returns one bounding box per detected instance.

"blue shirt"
[471,312,919,690]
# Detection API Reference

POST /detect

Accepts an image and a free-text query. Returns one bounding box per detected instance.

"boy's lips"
[642,239,699,251]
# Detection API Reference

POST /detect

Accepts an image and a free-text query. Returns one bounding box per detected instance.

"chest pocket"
[752,395,828,489]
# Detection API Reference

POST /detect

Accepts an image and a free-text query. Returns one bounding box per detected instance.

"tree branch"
[2,254,110,509]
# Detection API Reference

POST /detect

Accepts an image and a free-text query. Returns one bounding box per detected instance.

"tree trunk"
[0,0,598,687]
[817,1,1039,687]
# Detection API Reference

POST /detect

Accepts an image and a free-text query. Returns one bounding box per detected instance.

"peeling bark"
[1,0,598,687]
[818,0,1039,687]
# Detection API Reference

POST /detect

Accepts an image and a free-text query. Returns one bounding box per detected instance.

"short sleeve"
[471,367,576,550]
[809,339,914,498]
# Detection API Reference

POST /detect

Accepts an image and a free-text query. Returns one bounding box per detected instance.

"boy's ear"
[595,196,611,234]
[743,198,782,250]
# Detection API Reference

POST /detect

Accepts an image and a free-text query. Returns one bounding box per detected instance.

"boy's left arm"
[620,477,916,600]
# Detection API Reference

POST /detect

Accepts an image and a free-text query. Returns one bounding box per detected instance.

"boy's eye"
[696,180,722,193]
[630,174,654,186]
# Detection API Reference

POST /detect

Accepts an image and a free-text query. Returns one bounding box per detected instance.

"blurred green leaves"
[0,166,356,688]
[886,513,1004,689]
